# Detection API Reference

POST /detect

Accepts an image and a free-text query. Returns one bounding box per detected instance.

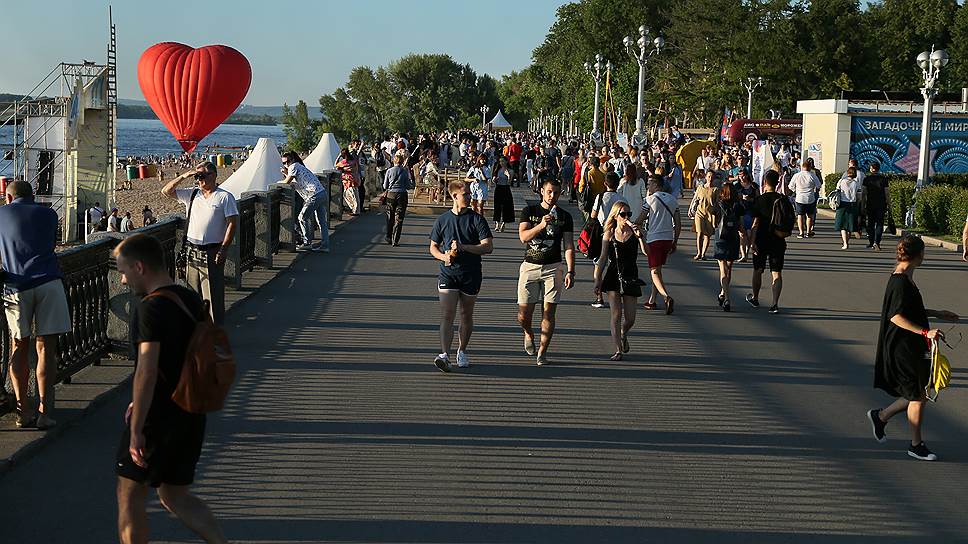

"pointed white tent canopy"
[303,133,341,174]
[489,110,512,131]
[219,137,284,198]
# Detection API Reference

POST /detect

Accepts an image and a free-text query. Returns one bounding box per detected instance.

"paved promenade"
[2,186,967,543]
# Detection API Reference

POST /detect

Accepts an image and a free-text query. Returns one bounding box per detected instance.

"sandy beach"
[113,165,240,222]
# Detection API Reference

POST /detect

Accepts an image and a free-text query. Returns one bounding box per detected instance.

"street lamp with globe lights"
[915,47,949,190]
[480,104,490,130]
[624,25,664,146]
[585,54,607,142]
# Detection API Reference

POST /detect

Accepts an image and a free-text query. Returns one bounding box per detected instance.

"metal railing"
[236,195,258,274]
[1,184,299,414]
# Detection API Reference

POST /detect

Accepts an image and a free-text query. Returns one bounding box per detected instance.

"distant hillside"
[116,103,278,125]
[118,98,323,120]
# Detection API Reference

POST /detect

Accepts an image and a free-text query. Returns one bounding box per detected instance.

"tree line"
[289,0,968,151]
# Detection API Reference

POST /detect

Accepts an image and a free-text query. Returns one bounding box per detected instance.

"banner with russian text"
[851,115,968,174]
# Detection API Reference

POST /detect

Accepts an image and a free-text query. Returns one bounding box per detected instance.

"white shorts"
[517,262,563,305]
[470,181,488,202]
[2,279,72,339]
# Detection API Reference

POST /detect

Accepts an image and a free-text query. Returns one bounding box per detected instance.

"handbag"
[578,195,603,259]
[926,338,951,402]
[885,209,897,235]
[175,189,199,280]
[379,191,388,206]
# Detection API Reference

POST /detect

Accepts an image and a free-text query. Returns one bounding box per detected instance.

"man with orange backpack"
[114,233,230,544]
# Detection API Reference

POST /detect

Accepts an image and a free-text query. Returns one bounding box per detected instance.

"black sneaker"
[867,409,887,443]
[768,305,779,314]
[908,442,937,461]
[745,294,759,308]
[433,354,451,373]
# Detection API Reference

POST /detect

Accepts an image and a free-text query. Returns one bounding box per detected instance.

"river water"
[1,118,286,175]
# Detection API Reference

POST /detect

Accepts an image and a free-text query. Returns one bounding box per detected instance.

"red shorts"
[647,239,674,268]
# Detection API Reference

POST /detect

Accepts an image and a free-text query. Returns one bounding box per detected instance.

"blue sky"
[2,0,565,106]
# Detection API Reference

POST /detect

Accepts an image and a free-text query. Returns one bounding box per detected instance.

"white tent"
[489,110,512,131]
[303,133,341,174]
[219,137,284,198]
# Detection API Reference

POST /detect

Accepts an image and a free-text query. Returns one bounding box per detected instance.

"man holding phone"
[517,178,575,366]
[429,180,494,372]
[161,161,238,324]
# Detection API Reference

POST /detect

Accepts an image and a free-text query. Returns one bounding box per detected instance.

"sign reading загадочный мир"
[851,115,968,175]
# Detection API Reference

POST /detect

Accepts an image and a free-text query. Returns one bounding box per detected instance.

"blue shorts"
[438,268,483,297]
[742,213,754,231]
[795,201,817,216]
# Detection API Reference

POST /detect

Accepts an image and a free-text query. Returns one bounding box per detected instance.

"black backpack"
[770,196,795,238]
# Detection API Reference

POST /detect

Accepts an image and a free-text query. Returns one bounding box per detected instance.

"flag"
[718,107,732,144]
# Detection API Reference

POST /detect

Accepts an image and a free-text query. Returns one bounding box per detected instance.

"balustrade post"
[244,190,273,268]
[276,184,297,251]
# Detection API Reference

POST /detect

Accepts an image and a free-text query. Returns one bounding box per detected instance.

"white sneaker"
[457,350,470,368]
[296,243,313,252]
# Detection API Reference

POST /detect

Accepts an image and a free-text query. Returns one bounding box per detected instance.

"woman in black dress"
[714,181,745,312]
[593,201,648,361]
[491,157,515,232]
[867,235,959,461]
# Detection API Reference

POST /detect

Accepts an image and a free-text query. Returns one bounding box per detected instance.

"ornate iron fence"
[1,187,296,414]
[236,195,258,273]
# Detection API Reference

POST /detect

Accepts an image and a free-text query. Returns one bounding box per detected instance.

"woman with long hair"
[713,181,744,311]
[735,168,759,262]
[691,170,720,260]
[491,156,514,232]
[465,154,490,216]
[594,201,648,361]
[868,235,959,461]
[335,147,361,216]
[617,162,647,226]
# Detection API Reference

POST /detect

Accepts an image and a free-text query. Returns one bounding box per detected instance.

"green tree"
[280,100,318,154]
[866,0,958,92]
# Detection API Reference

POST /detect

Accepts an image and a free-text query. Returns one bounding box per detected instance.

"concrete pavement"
[1,186,967,543]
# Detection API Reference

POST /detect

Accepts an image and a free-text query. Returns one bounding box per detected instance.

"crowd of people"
[1,122,966,543]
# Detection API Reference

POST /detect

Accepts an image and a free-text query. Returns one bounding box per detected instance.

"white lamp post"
[480,104,490,130]
[624,26,664,147]
[741,76,763,119]
[584,54,607,142]
[915,46,949,190]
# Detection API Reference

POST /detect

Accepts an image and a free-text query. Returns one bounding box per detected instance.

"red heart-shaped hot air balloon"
[137,42,252,152]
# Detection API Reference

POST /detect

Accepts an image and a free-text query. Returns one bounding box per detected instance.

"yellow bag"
[926,338,951,402]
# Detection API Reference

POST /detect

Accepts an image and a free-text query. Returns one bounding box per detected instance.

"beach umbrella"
[137,42,252,153]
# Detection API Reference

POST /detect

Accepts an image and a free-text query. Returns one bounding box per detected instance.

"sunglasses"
[618,211,630,218]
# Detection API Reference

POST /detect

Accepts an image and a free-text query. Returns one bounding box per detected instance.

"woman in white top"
[280,151,329,252]
[465,154,490,216]
[834,166,860,250]
[617,162,647,225]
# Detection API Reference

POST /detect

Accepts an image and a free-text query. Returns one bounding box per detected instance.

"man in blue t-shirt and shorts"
[429,179,494,371]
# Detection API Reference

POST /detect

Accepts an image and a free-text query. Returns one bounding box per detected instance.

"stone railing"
[1,183,301,413]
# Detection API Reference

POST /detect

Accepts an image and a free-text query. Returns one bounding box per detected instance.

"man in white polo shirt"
[161,161,238,324]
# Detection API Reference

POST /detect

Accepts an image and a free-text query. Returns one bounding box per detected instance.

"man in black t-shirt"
[543,139,563,179]
[862,161,890,250]
[429,180,494,372]
[517,178,575,366]
[747,170,786,314]
[113,234,226,544]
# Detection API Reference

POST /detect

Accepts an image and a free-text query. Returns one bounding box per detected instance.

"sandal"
[718,294,725,307]
[665,296,675,315]
[609,351,623,361]
[643,301,657,310]
[621,335,630,354]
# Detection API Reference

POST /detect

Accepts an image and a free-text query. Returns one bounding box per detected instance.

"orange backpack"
[143,290,236,413]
